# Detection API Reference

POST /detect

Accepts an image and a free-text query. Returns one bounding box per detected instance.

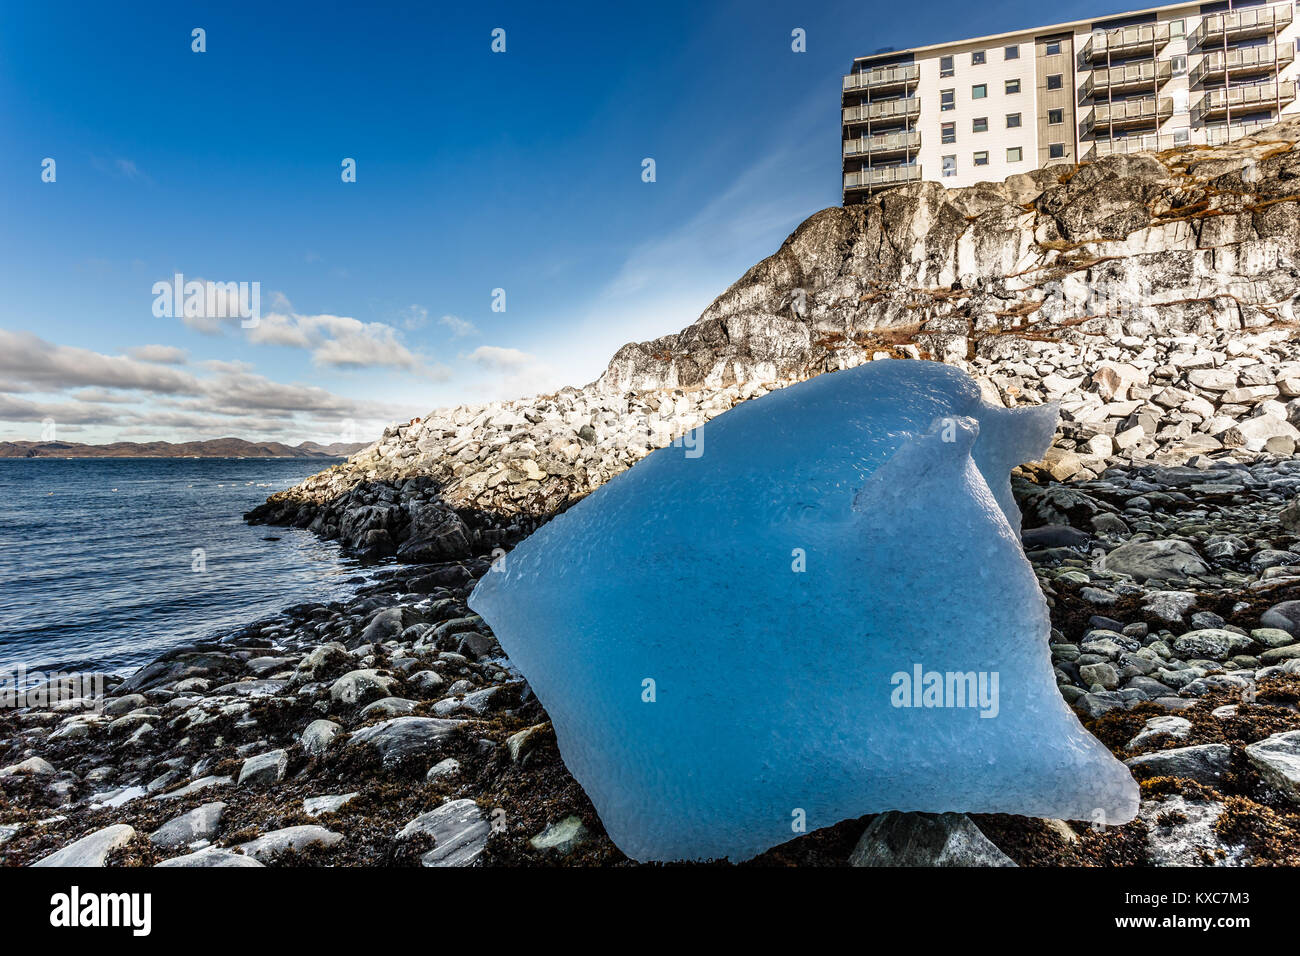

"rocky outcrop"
[249,120,1300,559]
[601,128,1300,391]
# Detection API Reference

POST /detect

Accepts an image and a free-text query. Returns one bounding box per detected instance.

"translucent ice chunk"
[470,360,1139,862]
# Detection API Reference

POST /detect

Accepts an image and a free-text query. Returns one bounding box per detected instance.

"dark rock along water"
[0,458,365,675]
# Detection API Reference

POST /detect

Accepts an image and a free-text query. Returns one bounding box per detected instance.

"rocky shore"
[6,121,1300,867]
[4,455,1300,867]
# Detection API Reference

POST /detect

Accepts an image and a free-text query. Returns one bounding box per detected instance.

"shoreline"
[3,457,1300,865]
[0,455,352,462]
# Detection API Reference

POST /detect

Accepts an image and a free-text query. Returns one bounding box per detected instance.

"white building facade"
[843,0,1300,200]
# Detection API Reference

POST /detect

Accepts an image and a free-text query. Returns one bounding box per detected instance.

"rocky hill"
[248,119,1300,562]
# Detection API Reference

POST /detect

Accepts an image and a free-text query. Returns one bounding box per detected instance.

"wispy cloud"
[464,345,558,399]
[115,158,145,181]
[91,155,152,183]
[401,305,429,329]
[439,314,478,338]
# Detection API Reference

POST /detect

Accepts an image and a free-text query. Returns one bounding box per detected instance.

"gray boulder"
[396,798,490,866]
[1244,731,1300,803]
[0,756,55,776]
[301,718,341,755]
[1124,744,1232,786]
[156,848,264,867]
[1260,600,1300,635]
[329,669,399,706]
[347,716,463,766]
[31,824,135,867]
[150,802,226,847]
[529,815,590,856]
[238,749,289,787]
[1103,540,1208,582]
[237,825,343,862]
[303,792,359,818]
[359,696,419,719]
[1261,643,1300,663]
[1171,629,1256,662]
[849,812,1015,867]
[1127,716,1192,750]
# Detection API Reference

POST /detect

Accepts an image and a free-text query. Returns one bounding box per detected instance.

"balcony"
[1082,58,1173,98]
[1190,41,1295,86]
[843,129,921,159]
[1086,133,1181,159]
[843,62,920,95]
[1195,4,1293,48]
[1083,22,1170,61]
[1204,116,1285,144]
[844,165,922,191]
[1083,95,1174,133]
[1193,79,1297,122]
[842,97,921,126]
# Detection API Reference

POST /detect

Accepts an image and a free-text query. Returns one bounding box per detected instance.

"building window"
[1171,54,1186,76]
[1170,18,1185,37]
[973,116,988,132]
[1173,88,1189,113]
[941,122,956,144]
[1046,40,1061,55]
[942,155,957,177]
[1048,108,1064,124]
[939,55,954,77]
[1006,112,1021,128]
[941,88,955,110]
[972,83,987,99]
[1007,146,1023,162]
[972,50,986,65]
[1046,73,1063,90]
[1173,128,1190,145]
[1005,45,1019,60]
[974,151,989,166]
[1049,143,1066,159]
[1006,78,1021,94]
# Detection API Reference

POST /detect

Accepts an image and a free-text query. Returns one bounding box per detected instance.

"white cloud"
[128,344,188,364]
[171,278,260,334]
[439,314,478,338]
[177,290,445,378]
[0,330,196,394]
[70,388,144,404]
[0,330,427,446]
[464,345,559,399]
[248,311,448,377]
[466,345,535,369]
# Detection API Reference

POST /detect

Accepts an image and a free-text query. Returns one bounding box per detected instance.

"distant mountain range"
[0,437,370,459]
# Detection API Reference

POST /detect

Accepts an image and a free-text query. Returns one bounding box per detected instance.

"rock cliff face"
[602,124,1300,391]
[249,119,1300,561]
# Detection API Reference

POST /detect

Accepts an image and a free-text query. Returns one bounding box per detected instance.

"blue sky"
[2,0,1126,444]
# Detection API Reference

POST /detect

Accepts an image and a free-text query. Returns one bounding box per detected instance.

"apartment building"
[842,0,1300,201]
